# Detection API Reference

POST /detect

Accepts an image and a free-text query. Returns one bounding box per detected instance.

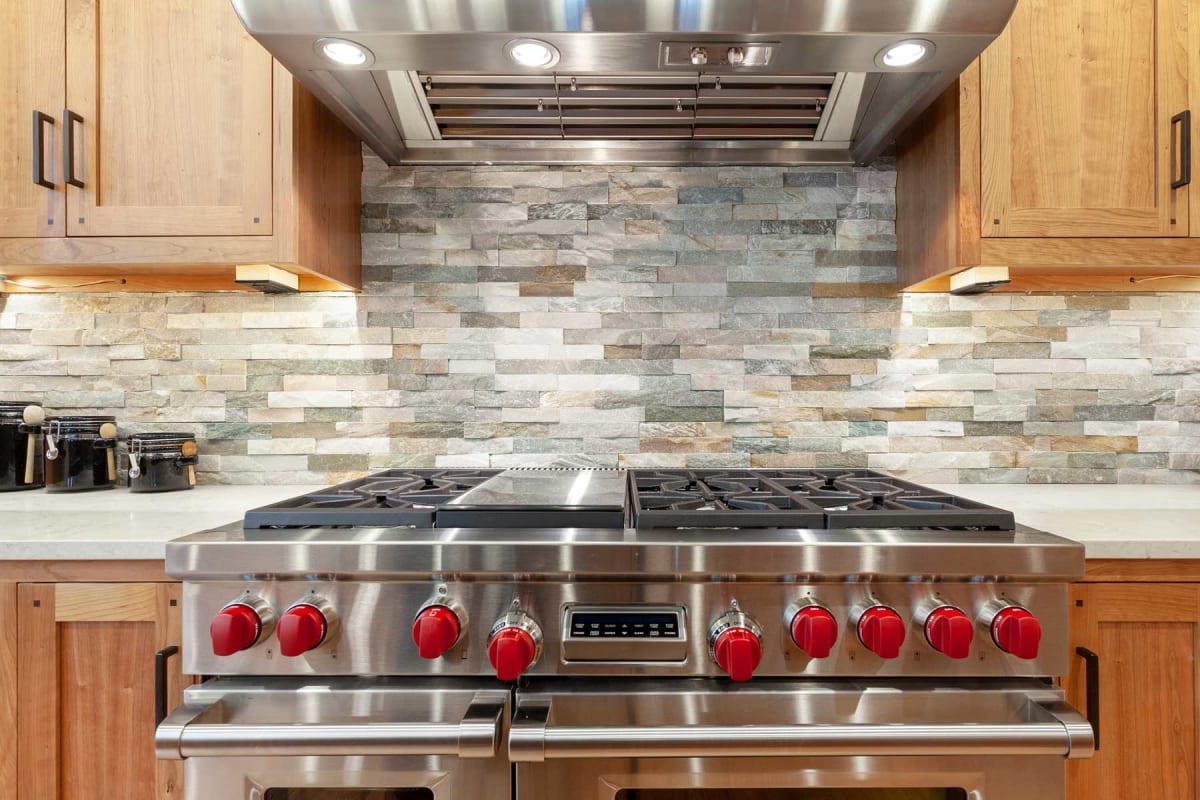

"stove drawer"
[155,678,510,800]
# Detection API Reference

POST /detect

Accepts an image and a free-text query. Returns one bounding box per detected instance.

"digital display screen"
[570,612,681,639]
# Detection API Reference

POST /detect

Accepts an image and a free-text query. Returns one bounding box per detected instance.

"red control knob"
[488,627,537,681]
[924,606,974,660]
[412,605,462,659]
[713,628,763,682]
[210,603,262,656]
[790,606,838,659]
[857,606,905,659]
[277,604,328,657]
[992,607,1042,660]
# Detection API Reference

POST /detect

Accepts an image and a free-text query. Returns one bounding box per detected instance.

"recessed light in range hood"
[231,0,1018,166]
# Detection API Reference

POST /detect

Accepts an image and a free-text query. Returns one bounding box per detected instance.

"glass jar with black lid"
[121,432,198,493]
[43,416,118,492]
[0,400,44,491]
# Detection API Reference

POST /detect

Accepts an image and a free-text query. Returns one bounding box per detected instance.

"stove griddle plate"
[243,469,501,528]
[628,469,1015,530]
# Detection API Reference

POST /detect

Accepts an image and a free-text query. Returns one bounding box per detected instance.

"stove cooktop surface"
[628,469,1016,530]
[244,469,501,528]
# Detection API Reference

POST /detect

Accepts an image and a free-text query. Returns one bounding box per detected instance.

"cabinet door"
[0,0,65,238]
[64,0,273,236]
[981,0,1190,237]
[1066,583,1199,800]
[17,583,186,800]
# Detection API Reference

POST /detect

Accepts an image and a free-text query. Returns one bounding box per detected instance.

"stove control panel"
[562,605,688,662]
[181,582,1068,678]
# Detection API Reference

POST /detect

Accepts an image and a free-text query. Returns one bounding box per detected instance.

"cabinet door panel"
[64,0,273,236]
[1067,583,1199,800]
[981,0,1190,237]
[0,0,65,238]
[16,583,186,800]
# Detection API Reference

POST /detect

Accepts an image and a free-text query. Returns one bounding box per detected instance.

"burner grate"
[244,469,501,528]
[628,469,1015,531]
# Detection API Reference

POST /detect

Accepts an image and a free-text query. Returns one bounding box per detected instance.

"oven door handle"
[509,698,1095,762]
[156,695,505,759]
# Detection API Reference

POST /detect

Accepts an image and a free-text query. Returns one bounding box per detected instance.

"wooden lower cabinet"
[14,582,187,800]
[1066,582,1200,800]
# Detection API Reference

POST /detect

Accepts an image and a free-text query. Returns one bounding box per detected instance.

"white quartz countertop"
[0,485,323,561]
[929,484,1200,560]
[0,483,1196,562]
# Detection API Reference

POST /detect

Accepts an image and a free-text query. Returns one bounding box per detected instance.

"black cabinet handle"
[155,644,180,728]
[1075,646,1100,751]
[63,108,84,189]
[32,111,54,189]
[1172,110,1191,190]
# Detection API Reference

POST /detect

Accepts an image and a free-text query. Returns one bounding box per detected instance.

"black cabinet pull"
[155,644,180,728]
[1075,646,1100,751]
[63,108,84,189]
[1172,110,1192,190]
[32,111,54,189]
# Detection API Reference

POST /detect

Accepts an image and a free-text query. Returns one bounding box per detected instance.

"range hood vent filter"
[421,73,836,141]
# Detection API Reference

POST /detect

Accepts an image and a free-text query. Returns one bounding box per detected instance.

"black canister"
[0,401,45,491]
[121,433,198,493]
[43,416,118,493]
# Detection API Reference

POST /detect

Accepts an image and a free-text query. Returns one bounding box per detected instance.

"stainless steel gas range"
[155,469,1096,800]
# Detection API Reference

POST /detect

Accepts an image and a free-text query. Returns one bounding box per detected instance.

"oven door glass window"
[263,791,434,799]
[617,792,967,800]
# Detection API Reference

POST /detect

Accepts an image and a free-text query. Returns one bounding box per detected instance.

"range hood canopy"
[232,0,1017,166]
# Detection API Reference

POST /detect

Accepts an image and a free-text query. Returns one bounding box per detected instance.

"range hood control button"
[991,607,1042,660]
[924,606,974,659]
[278,603,330,657]
[789,605,838,659]
[412,605,462,659]
[209,603,264,656]
[858,606,905,659]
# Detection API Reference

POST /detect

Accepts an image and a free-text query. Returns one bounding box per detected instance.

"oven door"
[510,679,1093,800]
[156,678,510,800]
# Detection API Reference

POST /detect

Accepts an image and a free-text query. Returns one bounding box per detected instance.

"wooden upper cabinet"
[64,0,274,237]
[980,0,1191,237]
[0,0,65,238]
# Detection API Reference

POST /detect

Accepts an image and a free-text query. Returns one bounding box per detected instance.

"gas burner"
[244,469,501,528]
[629,469,1015,530]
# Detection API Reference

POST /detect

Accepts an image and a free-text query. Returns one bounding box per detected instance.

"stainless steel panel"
[181,579,1071,678]
[167,525,1085,583]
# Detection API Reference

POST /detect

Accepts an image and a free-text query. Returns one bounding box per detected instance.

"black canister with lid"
[43,416,118,492]
[0,400,45,491]
[120,432,198,493]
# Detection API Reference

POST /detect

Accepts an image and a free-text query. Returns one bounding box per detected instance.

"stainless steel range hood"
[231,0,1016,166]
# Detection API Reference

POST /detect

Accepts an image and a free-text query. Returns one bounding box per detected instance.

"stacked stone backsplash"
[0,152,1198,484]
